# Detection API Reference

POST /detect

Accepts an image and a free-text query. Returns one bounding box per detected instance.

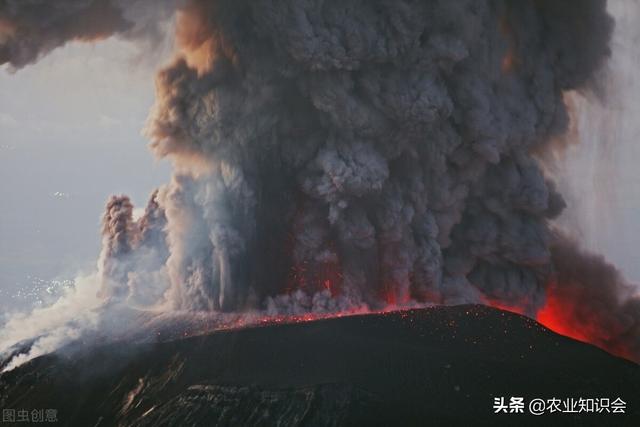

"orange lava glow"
[384,286,397,306]
[536,283,635,362]
[536,289,591,344]
[483,285,635,362]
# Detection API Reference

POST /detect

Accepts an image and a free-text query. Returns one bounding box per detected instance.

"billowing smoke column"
[2,0,639,362]
[138,0,613,313]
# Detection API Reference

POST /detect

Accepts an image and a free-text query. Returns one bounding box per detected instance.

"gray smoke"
[98,191,169,306]
[128,0,612,315]
[0,0,174,69]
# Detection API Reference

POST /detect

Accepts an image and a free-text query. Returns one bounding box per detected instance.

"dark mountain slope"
[1,305,638,426]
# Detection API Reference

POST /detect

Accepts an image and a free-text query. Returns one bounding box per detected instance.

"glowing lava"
[536,285,592,344]
[482,283,636,363]
[535,282,636,362]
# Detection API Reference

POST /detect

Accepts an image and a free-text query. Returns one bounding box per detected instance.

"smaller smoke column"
[99,191,169,305]
[98,195,136,298]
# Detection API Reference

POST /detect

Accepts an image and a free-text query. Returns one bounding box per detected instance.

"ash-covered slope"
[1,305,638,426]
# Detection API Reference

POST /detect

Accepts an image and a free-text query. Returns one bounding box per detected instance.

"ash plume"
[0,0,174,69]
[139,0,614,314]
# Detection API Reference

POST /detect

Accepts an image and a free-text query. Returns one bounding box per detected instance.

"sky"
[0,1,638,314]
[557,1,640,285]
[0,38,171,311]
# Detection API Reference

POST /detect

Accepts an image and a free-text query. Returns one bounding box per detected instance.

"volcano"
[1,305,638,426]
